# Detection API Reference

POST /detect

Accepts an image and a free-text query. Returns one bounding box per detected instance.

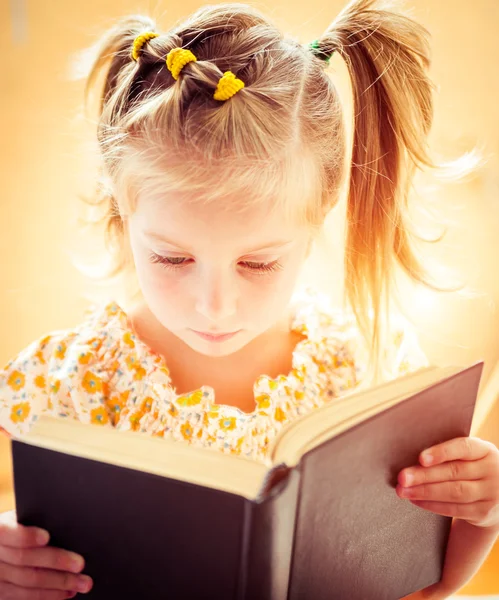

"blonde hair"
[84,0,443,364]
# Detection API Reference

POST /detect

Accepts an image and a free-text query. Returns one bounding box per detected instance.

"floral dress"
[0,288,427,463]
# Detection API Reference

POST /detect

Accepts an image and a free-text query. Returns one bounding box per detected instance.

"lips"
[191,330,241,342]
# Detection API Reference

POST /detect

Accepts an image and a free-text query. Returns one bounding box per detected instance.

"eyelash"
[149,253,283,275]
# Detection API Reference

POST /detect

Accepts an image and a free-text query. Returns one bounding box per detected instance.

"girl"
[0,0,498,598]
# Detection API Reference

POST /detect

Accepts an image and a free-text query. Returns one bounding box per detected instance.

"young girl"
[0,0,498,598]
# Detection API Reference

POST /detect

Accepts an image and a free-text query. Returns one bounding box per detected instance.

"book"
[11,362,483,600]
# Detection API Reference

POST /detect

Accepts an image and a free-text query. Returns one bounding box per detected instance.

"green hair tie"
[308,39,334,65]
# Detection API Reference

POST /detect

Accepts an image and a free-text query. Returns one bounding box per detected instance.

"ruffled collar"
[90,287,350,419]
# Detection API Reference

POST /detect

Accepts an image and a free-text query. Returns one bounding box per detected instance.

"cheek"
[141,264,187,300]
[130,242,187,302]
[240,265,302,318]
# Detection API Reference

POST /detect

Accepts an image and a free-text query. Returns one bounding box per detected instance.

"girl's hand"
[0,510,93,599]
[396,436,499,530]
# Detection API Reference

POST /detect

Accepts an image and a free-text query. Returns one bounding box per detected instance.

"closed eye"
[149,253,283,275]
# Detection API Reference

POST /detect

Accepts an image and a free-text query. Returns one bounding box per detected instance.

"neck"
[128,302,304,397]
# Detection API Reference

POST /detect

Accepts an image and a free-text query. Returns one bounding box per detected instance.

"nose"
[195,268,238,325]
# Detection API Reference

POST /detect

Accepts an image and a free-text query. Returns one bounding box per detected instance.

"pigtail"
[319,0,436,366]
[84,15,157,119]
[81,16,159,278]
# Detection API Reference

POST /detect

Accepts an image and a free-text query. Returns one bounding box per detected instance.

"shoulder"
[0,302,126,435]
[1,302,125,378]
[290,287,428,386]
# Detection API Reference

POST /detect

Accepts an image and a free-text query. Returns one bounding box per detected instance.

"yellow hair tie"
[166,48,197,80]
[131,32,159,61]
[213,71,245,101]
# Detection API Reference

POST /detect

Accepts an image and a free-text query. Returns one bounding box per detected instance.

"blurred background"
[1,0,498,595]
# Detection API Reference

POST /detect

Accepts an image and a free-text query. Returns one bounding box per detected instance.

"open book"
[12,362,483,600]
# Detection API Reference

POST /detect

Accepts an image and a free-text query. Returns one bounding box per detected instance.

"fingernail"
[68,552,84,573]
[421,452,433,465]
[405,472,414,485]
[77,575,93,593]
[36,529,50,545]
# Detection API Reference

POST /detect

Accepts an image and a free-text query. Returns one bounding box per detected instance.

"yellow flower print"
[133,366,146,381]
[81,371,103,394]
[8,371,25,391]
[332,355,343,368]
[158,365,170,378]
[196,428,203,439]
[294,390,304,401]
[177,390,203,407]
[207,404,220,419]
[274,407,286,422]
[398,359,410,374]
[87,337,102,352]
[90,406,109,425]
[140,397,154,412]
[11,402,30,423]
[78,352,93,365]
[39,335,51,350]
[105,303,119,318]
[34,375,46,389]
[129,410,145,431]
[152,429,165,438]
[292,368,305,383]
[256,394,271,409]
[50,378,61,394]
[123,332,135,348]
[219,417,237,431]
[105,391,129,420]
[35,350,46,365]
[125,353,139,371]
[54,343,66,361]
[312,356,326,373]
[168,404,179,418]
[181,421,194,440]
[268,379,279,391]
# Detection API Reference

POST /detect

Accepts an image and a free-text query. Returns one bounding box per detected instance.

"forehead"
[131,192,309,252]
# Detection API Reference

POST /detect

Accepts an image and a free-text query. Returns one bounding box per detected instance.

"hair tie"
[131,32,159,61]
[166,47,197,80]
[309,39,334,65]
[214,71,245,101]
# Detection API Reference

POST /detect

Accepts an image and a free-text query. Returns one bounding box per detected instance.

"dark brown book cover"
[12,362,483,600]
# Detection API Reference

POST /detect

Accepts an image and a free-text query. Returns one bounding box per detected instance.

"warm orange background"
[1,0,498,594]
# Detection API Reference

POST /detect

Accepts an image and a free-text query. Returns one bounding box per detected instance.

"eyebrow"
[143,231,295,254]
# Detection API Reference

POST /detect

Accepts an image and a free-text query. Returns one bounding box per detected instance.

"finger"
[396,479,493,503]
[0,427,12,439]
[0,562,92,594]
[398,459,489,487]
[0,545,84,574]
[0,580,75,599]
[420,437,495,466]
[0,514,50,549]
[408,498,496,525]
